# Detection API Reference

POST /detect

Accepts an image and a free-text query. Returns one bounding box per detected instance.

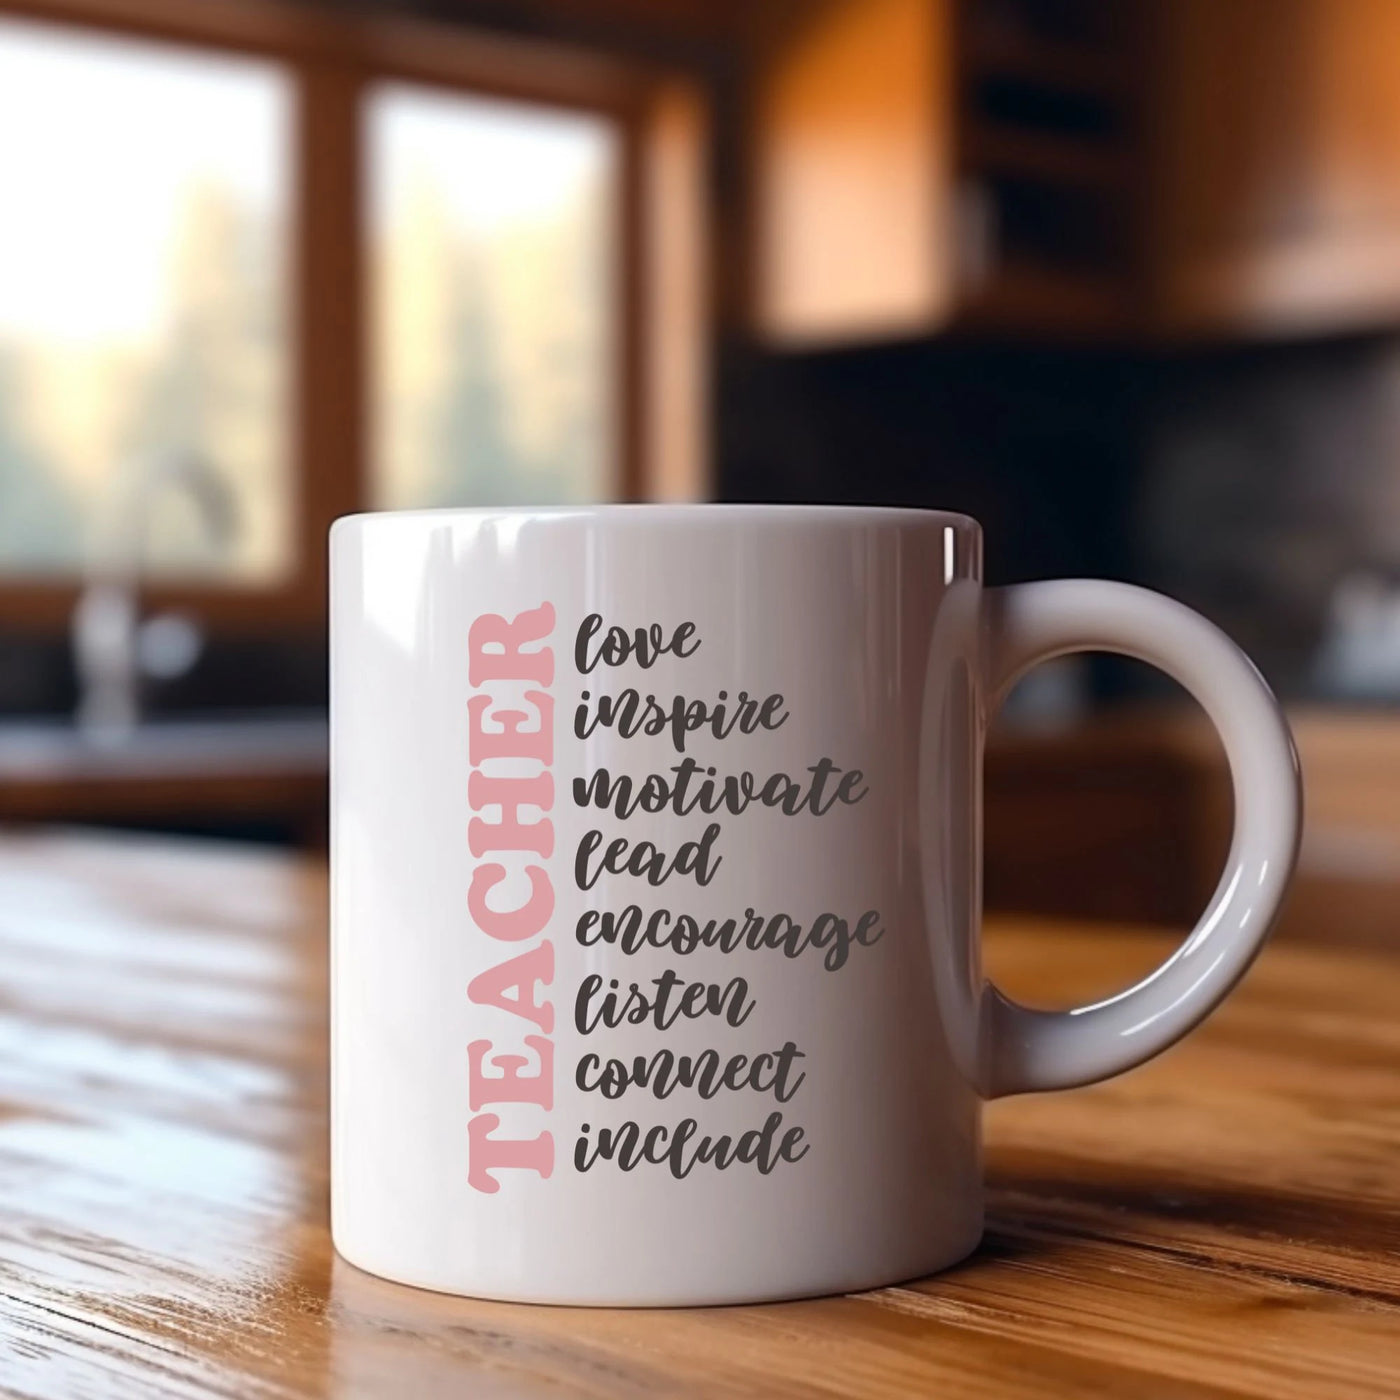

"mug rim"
[332,502,981,533]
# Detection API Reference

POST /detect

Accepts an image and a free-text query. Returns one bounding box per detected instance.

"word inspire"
[567,612,884,1182]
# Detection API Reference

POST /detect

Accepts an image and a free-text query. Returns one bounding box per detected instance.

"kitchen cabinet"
[0,714,328,845]
[749,0,1141,344]
[1147,0,1400,335]
[749,0,1400,345]
[751,0,955,342]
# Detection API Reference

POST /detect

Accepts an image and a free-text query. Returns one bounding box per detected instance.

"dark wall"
[715,329,1400,703]
[716,335,1144,584]
[1134,335,1400,700]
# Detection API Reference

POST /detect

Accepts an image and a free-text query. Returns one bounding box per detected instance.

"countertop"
[0,716,327,836]
[0,832,1397,1398]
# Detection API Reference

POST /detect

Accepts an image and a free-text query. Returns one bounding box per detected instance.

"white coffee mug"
[330,505,1300,1306]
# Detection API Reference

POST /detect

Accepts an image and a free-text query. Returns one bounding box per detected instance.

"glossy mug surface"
[330,505,1300,1306]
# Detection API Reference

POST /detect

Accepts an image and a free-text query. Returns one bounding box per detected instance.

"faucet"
[72,450,237,744]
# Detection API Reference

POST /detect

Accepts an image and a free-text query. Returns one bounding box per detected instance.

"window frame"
[0,0,703,632]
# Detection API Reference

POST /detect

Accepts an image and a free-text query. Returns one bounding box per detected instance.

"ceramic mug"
[330,505,1300,1306]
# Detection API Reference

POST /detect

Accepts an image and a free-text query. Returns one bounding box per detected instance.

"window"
[0,18,291,581]
[370,85,620,509]
[0,2,705,631]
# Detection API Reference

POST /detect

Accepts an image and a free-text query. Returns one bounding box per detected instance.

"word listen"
[465,602,558,1193]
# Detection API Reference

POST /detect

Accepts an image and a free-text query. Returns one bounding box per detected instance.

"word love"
[575,687,789,755]
[575,613,700,673]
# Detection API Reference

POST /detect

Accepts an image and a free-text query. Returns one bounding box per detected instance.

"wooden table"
[1,832,1397,1399]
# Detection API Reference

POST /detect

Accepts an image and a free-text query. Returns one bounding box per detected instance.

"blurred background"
[0,0,1395,943]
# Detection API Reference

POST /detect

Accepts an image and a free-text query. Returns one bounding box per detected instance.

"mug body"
[330,504,986,1305]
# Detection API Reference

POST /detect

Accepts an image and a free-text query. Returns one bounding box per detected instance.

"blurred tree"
[0,346,81,569]
[427,243,524,506]
[124,180,285,577]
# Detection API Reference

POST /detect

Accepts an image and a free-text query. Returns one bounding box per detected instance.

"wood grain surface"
[0,830,1397,1399]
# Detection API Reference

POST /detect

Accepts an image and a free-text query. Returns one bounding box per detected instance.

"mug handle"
[979,580,1302,1097]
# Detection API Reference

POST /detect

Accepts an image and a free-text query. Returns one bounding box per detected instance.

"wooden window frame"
[0,0,708,632]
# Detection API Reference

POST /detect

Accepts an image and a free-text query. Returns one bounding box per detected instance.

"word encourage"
[568,613,883,1180]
